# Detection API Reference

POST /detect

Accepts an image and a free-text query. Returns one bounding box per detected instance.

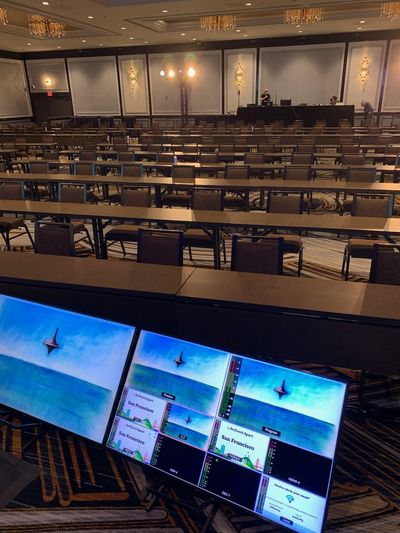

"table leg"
[91,217,107,259]
[213,226,221,269]
[154,185,162,207]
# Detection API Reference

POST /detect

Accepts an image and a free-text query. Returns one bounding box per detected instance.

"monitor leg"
[139,474,220,533]
[0,409,46,457]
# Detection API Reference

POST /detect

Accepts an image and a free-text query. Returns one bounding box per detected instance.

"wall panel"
[224,48,256,114]
[382,40,400,112]
[118,55,149,115]
[149,51,221,115]
[0,59,32,118]
[26,58,69,93]
[343,41,386,111]
[67,56,120,116]
[259,44,345,106]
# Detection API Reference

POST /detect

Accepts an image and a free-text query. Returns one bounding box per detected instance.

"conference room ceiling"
[0,0,398,52]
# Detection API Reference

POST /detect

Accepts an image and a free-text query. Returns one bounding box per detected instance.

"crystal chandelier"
[380,2,400,20]
[284,8,324,25]
[200,15,236,31]
[28,15,65,38]
[0,7,7,25]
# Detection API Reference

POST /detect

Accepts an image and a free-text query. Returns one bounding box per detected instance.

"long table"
[0,251,398,373]
[237,105,355,126]
[1,199,400,266]
[2,171,400,199]
[8,159,399,182]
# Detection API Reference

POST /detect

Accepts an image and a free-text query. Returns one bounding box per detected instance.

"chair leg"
[188,245,193,262]
[341,246,347,276]
[23,223,35,247]
[120,241,126,255]
[222,239,227,264]
[83,227,95,254]
[344,250,351,281]
[1,231,10,251]
[298,247,303,277]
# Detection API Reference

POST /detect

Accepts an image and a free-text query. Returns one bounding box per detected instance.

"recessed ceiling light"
[129,36,134,39]
[121,27,126,30]
[245,2,252,5]
[27,42,32,45]
[236,29,241,32]
[181,32,186,36]
[243,34,248,37]
[144,41,148,43]
[296,24,301,28]
[357,27,363,30]
[162,9,168,13]
[360,20,365,23]
[57,45,61,49]
[81,39,86,42]
[192,37,196,41]
[99,43,103,46]
[298,30,303,33]
[42,1,49,5]
[88,15,93,19]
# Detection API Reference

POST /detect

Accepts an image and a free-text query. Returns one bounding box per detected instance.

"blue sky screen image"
[162,403,214,450]
[0,294,135,443]
[226,358,346,456]
[126,331,231,416]
[235,358,346,426]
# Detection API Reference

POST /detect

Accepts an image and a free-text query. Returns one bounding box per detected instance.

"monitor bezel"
[106,328,349,533]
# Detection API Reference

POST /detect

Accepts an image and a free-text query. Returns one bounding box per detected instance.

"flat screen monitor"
[281,99,292,106]
[106,330,347,533]
[0,294,135,443]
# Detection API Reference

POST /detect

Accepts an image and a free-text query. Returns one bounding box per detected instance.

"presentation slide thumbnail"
[209,419,270,472]
[151,434,206,485]
[256,476,325,533]
[265,440,332,498]
[0,295,135,444]
[118,387,166,431]
[199,454,261,511]
[220,356,346,457]
[125,331,231,417]
[107,416,158,464]
[161,403,214,450]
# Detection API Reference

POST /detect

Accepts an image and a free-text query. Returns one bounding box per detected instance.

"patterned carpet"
[0,184,399,532]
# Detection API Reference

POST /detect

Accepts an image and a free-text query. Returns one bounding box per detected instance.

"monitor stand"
[139,474,221,533]
[0,408,46,457]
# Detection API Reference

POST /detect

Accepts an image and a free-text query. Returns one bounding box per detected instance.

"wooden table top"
[2,172,400,194]
[0,251,194,296]
[0,250,398,323]
[176,268,400,323]
[0,199,398,235]
[9,159,397,175]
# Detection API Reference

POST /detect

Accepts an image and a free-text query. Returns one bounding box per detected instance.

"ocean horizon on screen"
[0,294,135,442]
[234,358,346,426]
[228,395,336,456]
[224,358,346,456]
[162,403,214,450]
[126,331,231,416]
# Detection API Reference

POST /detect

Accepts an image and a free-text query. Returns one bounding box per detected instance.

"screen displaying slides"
[219,356,346,457]
[107,331,347,533]
[0,294,135,443]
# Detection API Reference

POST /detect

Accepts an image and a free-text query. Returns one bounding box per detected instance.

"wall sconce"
[235,62,245,107]
[360,56,370,87]
[128,67,138,90]
[234,62,245,88]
